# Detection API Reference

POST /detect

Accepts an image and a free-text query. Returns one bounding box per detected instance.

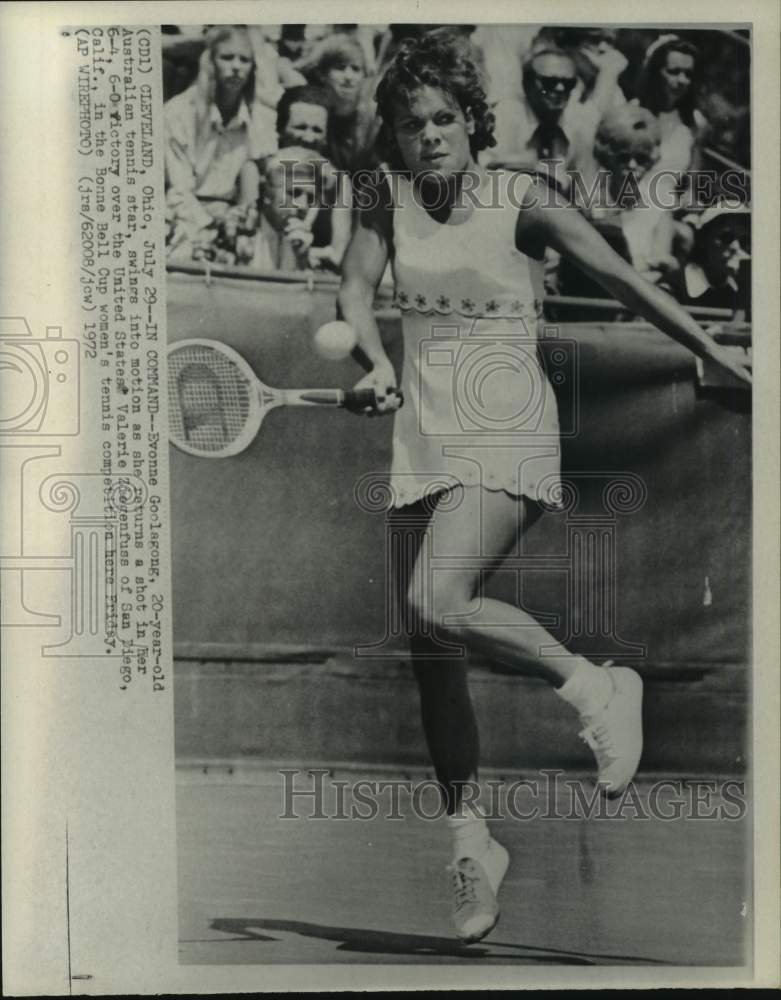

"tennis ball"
[313,320,357,361]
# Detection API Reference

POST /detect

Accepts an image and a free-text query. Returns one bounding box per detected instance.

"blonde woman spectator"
[298,33,380,176]
[165,26,277,240]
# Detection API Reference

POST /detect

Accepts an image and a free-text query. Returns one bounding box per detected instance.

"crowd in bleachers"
[162,23,751,315]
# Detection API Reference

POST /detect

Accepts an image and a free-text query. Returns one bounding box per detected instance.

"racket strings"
[167,345,253,453]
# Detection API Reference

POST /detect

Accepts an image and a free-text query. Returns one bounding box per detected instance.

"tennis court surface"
[177,764,749,966]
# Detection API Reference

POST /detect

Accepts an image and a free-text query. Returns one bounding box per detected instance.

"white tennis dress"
[387,169,562,509]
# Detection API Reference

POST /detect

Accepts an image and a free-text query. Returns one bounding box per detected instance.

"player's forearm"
[330,205,352,263]
[337,280,392,371]
[542,203,724,364]
[607,268,723,361]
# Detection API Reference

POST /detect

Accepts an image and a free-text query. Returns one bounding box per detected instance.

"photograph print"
[162,20,753,969]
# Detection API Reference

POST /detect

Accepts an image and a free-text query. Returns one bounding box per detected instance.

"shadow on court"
[176,768,749,966]
[201,916,670,965]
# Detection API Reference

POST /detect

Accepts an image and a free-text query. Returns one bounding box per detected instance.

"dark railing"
[166,261,741,323]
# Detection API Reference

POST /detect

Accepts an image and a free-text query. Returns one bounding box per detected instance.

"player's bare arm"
[337,193,401,414]
[517,179,752,385]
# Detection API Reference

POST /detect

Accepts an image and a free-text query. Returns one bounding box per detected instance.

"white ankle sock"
[556,658,613,717]
[447,806,490,862]
[447,809,507,895]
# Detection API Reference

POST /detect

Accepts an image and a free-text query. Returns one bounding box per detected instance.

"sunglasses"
[533,75,578,94]
[613,151,658,169]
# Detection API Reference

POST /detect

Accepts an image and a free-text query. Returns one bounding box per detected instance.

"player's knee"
[407,578,471,629]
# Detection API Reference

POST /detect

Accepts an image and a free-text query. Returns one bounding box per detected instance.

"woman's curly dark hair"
[374,31,496,171]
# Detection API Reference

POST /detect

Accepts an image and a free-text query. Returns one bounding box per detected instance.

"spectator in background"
[677,202,751,314]
[471,23,537,109]
[543,28,628,108]
[555,105,678,309]
[246,26,306,105]
[591,105,677,284]
[164,26,276,242]
[481,39,625,190]
[298,33,379,176]
[278,24,308,65]
[257,147,349,272]
[374,24,457,75]
[276,84,332,153]
[277,25,382,86]
[699,90,750,173]
[349,24,386,77]
[636,35,708,177]
[161,25,207,101]
[275,86,353,271]
[265,23,335,69]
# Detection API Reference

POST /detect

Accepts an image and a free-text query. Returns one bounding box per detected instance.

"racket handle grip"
[342,388,379,412]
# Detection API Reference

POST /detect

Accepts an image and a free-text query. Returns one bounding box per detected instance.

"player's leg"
[390,498,505,943]
[409,641,478,816]
[396,491,525,943]
[389,499,478,817]
[411,485,643,797]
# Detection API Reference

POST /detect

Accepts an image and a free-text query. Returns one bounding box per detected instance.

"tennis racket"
[167,338,383,458]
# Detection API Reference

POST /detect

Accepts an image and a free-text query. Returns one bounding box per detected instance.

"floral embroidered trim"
[394,290,540,320]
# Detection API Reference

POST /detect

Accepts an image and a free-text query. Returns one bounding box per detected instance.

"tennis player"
[337,32,751,944]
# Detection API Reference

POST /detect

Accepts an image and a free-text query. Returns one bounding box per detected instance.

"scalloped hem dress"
[386,169,563,511]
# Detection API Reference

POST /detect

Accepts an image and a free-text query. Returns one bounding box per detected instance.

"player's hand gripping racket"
[167,338,385,458]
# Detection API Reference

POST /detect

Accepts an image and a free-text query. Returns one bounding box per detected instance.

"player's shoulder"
[354,166,397,245]
[487,168,553,213]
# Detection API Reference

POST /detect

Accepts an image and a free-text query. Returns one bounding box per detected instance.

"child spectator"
[594,105,678,282]
[257,147,348,272]
[555,105,678,307]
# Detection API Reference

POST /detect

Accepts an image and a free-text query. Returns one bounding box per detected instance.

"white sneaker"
[448,838,509,943]
[579,664,643,798]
